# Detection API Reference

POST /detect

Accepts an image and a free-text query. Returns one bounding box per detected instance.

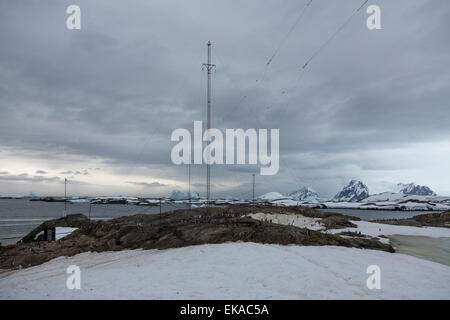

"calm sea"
[319,208,438,220]
[0,199,189,245]
[0,199,440,246]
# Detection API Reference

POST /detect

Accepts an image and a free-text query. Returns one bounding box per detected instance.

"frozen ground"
[327,221,450,244]
[1,243,449,299]
[55,227,78,241]
[248,212,324,230]
[32,227,78,241]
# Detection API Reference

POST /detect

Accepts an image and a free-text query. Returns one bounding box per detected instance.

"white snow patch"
[258,192,287,201]
[249,212,324,231]
[1,243,449,299]
[55,227,78,241]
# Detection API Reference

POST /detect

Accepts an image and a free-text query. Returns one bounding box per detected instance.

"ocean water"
[0,199,189,245]
[389,235,450,266]
[319,208,437,221]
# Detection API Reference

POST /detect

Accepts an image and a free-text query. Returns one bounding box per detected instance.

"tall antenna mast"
[64,177,67,217]
[252,173,255,203]
[203,41,216,207]
[188,163,191,210]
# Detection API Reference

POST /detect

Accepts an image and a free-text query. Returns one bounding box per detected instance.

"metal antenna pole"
[206,41,211,207]
[203,41,216,208]
[64,177,67,217]
[188,163,191,210]
[252,174,255,203]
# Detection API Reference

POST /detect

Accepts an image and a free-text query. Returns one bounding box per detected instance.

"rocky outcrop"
[21,214,90,243]
[320,215,358,230]
[0,205,393,271]
[377,211,450,228]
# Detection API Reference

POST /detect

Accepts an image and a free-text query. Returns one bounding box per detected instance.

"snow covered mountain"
[396,183,436,196]
[332,180,369,202]
[288,187,320,202]
[258,192,286,201]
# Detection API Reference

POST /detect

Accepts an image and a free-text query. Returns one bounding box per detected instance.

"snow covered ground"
[32,227,78,241]
[247,212,450,244]
[1,243,449,299]
[327,221,450,244]
[248,212,324,230]
[55,227,78,241]
[257,192,287,202]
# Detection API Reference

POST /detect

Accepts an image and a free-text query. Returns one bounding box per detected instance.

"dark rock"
[21,214,91,243]
[376,211,450,228]
[332,180,369,202]
[0,205,393,271]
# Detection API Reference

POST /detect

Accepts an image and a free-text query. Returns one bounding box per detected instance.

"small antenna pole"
[64,177,67,217]
[203,41,216,209]
[252,174,255,203]
[188,163,191,210]
[159,198,162,225]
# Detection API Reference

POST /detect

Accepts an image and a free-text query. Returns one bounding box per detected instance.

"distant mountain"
[258,192,286,201]
[332,180,369,202]
[396,183,436,196]
[288,187,320,202]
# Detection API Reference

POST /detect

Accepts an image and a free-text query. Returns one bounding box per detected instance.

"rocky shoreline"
[376,211,450,228]
[0,205,394,271]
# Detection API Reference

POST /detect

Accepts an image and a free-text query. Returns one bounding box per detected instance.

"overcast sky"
[0,0,449,198]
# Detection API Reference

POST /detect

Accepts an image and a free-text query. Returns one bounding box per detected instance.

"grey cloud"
[0,173,61,183]
[127,181,167,188]
[60,170,89,175]
[0,0,449,196]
